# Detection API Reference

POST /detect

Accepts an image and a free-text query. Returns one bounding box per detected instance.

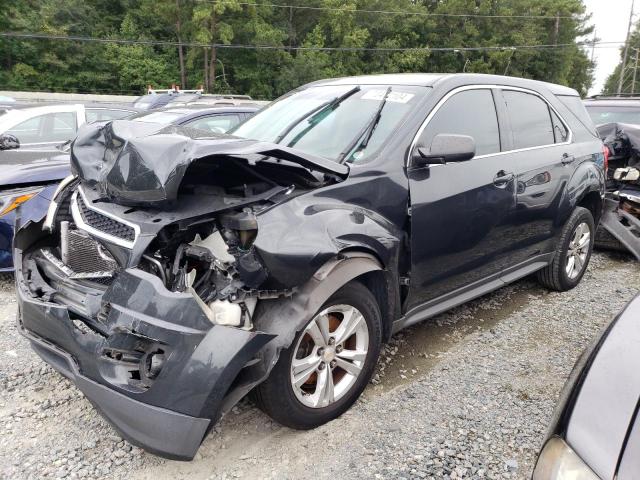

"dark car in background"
[128,105,259,132]
[0,153,69,271]
[581,97,640,260]
[14,73,605,460]
[583,96,640,125]
[533,295,640,479]
[133,90,259,111]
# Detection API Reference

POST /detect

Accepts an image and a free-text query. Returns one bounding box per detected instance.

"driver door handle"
[493,170,515,188]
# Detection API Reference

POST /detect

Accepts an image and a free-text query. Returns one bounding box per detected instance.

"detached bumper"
[15,228,273,460]
[598,197,640,260]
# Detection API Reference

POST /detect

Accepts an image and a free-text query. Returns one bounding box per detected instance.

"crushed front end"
[596,122,640,259]
[15,121,348,459]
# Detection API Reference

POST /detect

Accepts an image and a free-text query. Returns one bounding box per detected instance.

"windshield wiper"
[337,87,392,163]
[274,85,361,144]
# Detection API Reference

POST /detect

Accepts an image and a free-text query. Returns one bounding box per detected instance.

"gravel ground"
[1,251,639,480]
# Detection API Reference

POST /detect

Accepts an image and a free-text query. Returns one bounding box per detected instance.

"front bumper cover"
[15,224,274,460]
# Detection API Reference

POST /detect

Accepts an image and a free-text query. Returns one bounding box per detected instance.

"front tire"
[537,207,595,291]
[253,281,382,429]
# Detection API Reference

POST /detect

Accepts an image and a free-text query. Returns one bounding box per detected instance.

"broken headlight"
[0,186,44,217]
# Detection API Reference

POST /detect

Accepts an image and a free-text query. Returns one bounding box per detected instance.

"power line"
[201,0,581,20]
[0,32,623,53]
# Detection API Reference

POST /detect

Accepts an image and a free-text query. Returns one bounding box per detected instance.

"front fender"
[254,197,403,289]
[220,253,384,408]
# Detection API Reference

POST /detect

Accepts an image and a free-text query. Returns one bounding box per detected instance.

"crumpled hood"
[597,122,640,152]
[71,120,348,206]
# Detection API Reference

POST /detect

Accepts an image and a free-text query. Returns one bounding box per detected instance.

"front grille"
[76,194,135,242]
[65,229,118,274]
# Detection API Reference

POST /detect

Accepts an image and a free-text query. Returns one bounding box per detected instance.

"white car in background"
[0,104,136,149]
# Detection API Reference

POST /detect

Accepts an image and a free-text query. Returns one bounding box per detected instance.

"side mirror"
[412,134,476,166]
[0,133,20,151]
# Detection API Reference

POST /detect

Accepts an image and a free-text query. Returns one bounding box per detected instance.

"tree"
[603,24,640,95]
[2,0,595,98]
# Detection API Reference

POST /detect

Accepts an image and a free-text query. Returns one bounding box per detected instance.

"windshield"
[585,105,640,125]
[231,85,426,163]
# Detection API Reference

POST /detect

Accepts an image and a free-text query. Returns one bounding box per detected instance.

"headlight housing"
[0,186,44,218]
[533,437,599,479]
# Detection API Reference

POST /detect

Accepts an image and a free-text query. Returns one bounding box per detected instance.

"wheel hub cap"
[290,304,369,409]
[566,221,590,280]
[321,347,336,363]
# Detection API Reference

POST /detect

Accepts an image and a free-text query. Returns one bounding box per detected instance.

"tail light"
[602,144,609,174]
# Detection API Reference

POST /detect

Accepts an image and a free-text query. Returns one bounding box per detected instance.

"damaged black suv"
[15,74,605,460]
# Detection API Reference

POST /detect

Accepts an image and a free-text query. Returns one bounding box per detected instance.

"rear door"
[497,88,572,270]
[407,87,517,309]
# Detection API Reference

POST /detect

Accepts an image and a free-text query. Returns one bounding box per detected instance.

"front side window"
[86,109,133,123]
[131,111,186,124]
[6,115,46,144]
[231,85,426,163]
[418,89,501,156]
[503,91,554,149]
[184,114,241,133]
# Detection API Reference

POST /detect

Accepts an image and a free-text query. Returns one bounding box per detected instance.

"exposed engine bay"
[597,123,640,260]
[25,120,351,328]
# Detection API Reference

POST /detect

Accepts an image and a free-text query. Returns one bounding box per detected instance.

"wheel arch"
[557,160,605,229]
[577,190,603,226]
[220,252,386,410]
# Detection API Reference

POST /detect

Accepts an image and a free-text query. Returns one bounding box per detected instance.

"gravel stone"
[0,252,638,479]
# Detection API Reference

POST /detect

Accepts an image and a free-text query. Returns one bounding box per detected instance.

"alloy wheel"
[290,304,369,408]
[566,222,591,280]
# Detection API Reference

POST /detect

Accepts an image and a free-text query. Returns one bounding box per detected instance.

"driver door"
[406,87,517,310]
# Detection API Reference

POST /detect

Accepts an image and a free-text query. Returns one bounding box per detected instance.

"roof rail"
[588,93,640,99]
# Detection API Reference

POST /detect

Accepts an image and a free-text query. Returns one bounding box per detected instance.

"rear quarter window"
[558,95,598,136]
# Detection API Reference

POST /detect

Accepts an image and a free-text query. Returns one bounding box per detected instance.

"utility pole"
[591,28,596,63]
[633,48,640,94]
[618,0,635,95]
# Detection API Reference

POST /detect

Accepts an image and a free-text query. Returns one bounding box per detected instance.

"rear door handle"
[493,170,515,188]
[561,153,576,165]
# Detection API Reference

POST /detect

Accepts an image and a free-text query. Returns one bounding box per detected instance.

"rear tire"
[252,281,382,430]
[537,207,595,291]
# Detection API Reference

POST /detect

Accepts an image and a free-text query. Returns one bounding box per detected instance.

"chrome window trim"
[406,84,574,166]
[70,186,140,249]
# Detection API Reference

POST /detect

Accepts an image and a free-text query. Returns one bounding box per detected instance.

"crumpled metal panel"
[70,120,348,206]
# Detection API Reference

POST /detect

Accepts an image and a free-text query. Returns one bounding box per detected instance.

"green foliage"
[0,0,593,98]
[603,22,640,95]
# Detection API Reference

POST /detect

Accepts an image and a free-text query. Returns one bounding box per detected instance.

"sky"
[584,0,634,95]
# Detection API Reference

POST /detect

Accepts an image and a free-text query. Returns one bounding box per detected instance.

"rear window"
[503,90,554,149]
[558,95,598,135]
[585,105,640,125]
